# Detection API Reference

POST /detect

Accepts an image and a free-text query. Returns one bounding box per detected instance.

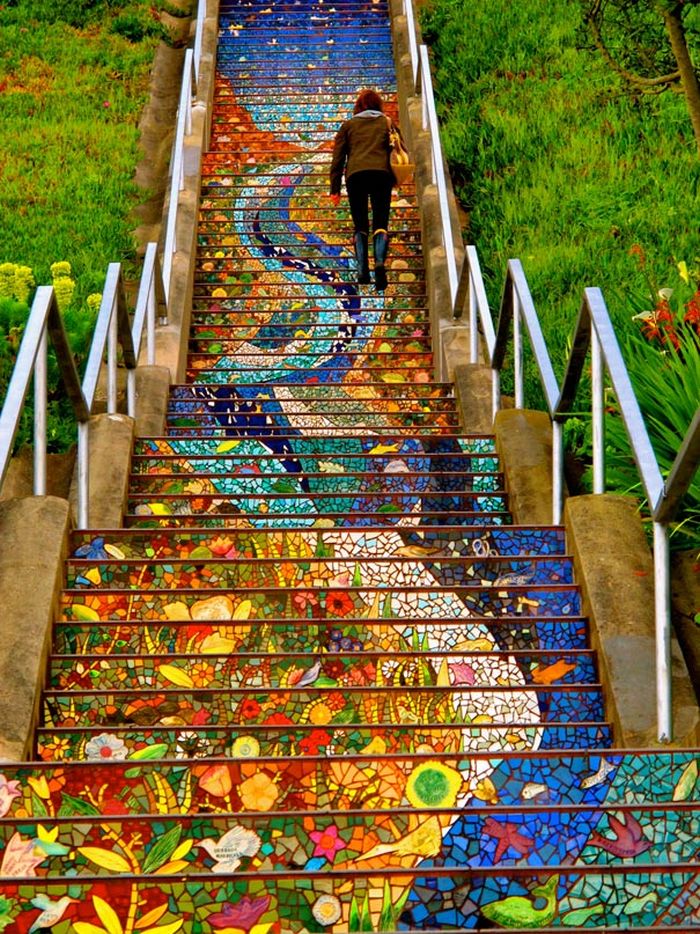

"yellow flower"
[405,761,462,809]
[307,702,332,725]
[238,772,279,811]
[231,735,260,758]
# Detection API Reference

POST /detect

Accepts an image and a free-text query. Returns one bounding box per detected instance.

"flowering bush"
[601,258,700,549]
[631,258,700,353]
[0,260,102,453]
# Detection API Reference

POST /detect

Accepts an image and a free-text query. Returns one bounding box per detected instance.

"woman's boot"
[373,229,389,292]
[353,231,370,284]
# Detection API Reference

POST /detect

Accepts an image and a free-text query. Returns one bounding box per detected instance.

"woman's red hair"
[353,89,384,114]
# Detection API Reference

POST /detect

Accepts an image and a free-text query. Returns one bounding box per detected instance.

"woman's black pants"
[346,169,393,234]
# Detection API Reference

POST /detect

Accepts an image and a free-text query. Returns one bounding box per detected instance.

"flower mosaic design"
[1,0,697,928]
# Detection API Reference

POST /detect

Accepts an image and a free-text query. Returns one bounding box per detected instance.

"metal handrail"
[193,0,207,84]
[162,46,196,301]
[0,288,88,497]
[129,242,168,414]
[161,0,208,298]
[0,244,167,529]
[400,0,698,742]
[416,46,458,306]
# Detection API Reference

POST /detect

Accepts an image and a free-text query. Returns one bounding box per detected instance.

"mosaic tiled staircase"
[1,0,699,930]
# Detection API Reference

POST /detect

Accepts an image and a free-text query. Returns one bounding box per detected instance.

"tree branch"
[586,10,681,87]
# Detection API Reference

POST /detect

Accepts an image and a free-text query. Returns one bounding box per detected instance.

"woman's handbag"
[386,117,415,188]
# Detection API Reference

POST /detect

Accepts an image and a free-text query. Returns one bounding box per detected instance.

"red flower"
[325,591,355,617]
[240,698,262,720]
[322,659,345,680]
[298,729,332,754]
[262,712,294,726]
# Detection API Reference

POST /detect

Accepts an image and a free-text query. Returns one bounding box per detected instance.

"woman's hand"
[329,193,341,207]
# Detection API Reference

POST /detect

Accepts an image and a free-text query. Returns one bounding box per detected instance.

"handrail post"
[468,265,478,364]
[418,44,458,306]
[402,0,419,89]
[163,47,195,303]
[552,419,563,525]
[513,282,523,409]
[77,420,89,530]
[591,325,605,493]
[653,521,672,743]
[193,0,206,84]
[147,275,156,366]
[107,292,118,414]
[492,369,500,423]
[33,329,48,496]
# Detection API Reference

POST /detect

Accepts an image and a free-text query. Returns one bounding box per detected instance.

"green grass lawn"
[422,0,699,544]
[0,1,163,300]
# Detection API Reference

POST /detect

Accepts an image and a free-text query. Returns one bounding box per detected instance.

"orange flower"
[198,763,233,798]
[238,772,279,811]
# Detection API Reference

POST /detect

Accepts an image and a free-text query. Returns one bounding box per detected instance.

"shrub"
[599,266,700,548]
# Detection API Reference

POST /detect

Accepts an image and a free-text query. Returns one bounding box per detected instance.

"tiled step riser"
[54,616,591,656]
[125,495,509,518]
[163,425,463,437]
[130,465,498,484]
[196,241,421,256]
[62,584,579,621]
[42,684,605,728]
[2,870,697,931]
[129,474,502,496]
[49,649,596,691]
[1,803,693,880]
[132,436,497,456]
[70,526,565,559]
[65,555,574,591]
[169,389,452,405]
[193,288,425,298]
[4,750,695,809]
[123,513,513,529]
[36,721,611,760]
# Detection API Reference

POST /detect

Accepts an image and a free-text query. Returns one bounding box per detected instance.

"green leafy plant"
[600,269,700,548]
[421,0,700,407]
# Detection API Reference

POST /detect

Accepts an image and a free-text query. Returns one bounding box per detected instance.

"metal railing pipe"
[402,0,419,88]
[586,290,665,510]
[33,329,47,496]
[513,283,523,409]
[163,48,196,301]
[653,521,672,743]
[77,421,90,530]
[654,409,700,524]
[418,44,458,307]
[193,0,206,84]
[108,290,118,414]
[591,325,604,494]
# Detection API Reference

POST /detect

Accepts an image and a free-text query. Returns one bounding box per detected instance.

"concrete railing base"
[494,408,555,526]
[566,494,700,748]
[453,363,492,434]
[68,413,135,530]
[0,496,72,761]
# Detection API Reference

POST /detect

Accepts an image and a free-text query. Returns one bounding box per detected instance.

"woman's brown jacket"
[329,112,398,194]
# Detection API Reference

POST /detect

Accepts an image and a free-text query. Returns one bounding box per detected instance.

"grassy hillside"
[0,1,164,298]
[422,0,699,343]
[422,0,700,545]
